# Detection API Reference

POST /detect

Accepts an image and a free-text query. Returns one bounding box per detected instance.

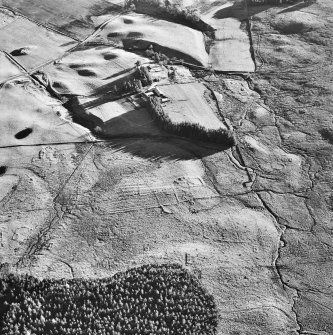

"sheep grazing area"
[0,264,217,335]
[1,0,333,334]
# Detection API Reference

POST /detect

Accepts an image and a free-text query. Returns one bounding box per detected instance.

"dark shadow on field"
[95,136,228,161]
[103,68,134,81]
[212,2,247,19]
[66,99,230,161]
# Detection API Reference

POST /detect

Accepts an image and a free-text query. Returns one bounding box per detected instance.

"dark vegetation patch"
[77,69,97,77]
[0,166,7,176]
[107,32,123,38]
[10,48,30,56]
[52,82,63,88]
[126,31,144,39]
[146,96,236,147]
[319,129,333,145]
[123,18,134,24]
[69,64,83,69]
[0,264,217,335]
[103,53,118,60]
[15,128,33,139]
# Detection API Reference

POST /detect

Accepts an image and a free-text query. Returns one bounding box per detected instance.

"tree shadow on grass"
[96,136,229,162]
[67,99,231,161]
[212,3,247,20]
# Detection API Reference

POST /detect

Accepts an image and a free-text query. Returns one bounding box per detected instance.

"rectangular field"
[202,2,255,72]
[158,83,226,130]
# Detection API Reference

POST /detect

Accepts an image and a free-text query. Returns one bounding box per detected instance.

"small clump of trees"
[0,264,218,335]
[110,62,153,96]
[144,45,171,66]
[146,96,236,147]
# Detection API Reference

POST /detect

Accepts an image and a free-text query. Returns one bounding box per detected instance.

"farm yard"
[1,0,333,335]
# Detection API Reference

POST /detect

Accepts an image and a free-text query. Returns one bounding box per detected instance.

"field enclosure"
[202,1,255,72]
[159,82,226,130]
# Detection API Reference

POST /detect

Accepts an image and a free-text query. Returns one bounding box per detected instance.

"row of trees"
[0,264,217,335]
[146,96,236,147]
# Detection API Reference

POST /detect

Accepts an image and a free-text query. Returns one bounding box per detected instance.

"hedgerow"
[146,96,236,147]
[0,264,217,335]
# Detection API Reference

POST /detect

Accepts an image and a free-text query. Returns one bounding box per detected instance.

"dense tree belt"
[0,264,217,335]
[145,96,236,147]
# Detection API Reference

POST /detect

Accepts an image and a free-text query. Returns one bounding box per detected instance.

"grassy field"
[0,80,91,147]
[0,13,76,70]
[159,82,226,130]
[42,46,149,96]
[96,13,209,66]
[202,1,255,72]
[0,51,22,82]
